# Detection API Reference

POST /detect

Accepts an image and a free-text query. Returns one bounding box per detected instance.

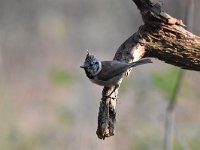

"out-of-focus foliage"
[50,68,73,87]
[153,68,180,99]
[55,106,74,127]
[130,135,162,150]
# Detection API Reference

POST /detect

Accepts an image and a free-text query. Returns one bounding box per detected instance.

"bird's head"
[80,50,101,79]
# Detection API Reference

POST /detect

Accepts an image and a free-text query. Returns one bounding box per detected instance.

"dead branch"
[96,0,200,139]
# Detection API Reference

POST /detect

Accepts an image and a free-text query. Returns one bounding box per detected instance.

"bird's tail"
[129,58,152,68]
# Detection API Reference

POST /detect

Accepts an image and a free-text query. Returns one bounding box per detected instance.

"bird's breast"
[90,75,122,87]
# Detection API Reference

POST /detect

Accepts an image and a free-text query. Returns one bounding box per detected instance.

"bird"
[80,51,152,97]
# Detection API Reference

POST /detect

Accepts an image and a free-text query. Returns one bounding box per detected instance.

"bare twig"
[164,70,184,150]
[164,0,195,149]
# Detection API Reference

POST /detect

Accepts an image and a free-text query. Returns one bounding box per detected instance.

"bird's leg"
[108,85,119,98]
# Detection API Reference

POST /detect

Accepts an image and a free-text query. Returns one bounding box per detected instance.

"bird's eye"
[95,62,98,65]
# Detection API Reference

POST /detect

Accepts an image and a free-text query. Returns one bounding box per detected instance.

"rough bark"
[96,0,200,139]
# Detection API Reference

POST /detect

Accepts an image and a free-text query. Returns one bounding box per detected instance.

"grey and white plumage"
[80,51,153,88]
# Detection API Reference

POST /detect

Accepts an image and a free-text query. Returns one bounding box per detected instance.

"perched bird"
[80,51,152,97]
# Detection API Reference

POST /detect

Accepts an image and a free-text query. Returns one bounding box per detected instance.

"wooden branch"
[133,24,200,71]
[96,0,200,140]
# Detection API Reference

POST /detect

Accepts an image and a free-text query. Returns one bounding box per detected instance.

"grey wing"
[97,61,129,81]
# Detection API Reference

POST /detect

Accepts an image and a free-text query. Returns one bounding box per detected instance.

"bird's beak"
[80,65,85,68]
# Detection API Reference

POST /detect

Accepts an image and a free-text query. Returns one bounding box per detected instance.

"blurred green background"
[0,0,199,149]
